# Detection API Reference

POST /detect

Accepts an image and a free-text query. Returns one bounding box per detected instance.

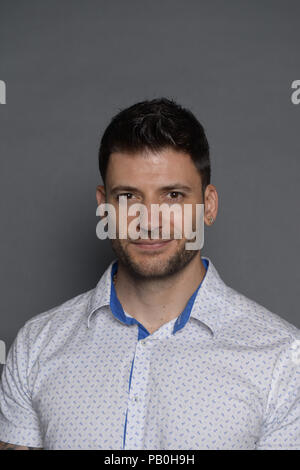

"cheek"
[164,209,184,239]
[117,215,142,241]
[161,205,198,239]
[171,203,203,239]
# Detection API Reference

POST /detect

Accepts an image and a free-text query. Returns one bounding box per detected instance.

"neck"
[113,253,206,334]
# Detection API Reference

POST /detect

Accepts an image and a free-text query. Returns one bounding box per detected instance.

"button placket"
[124,340,152,449]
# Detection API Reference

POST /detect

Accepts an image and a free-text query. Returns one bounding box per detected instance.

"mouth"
[131,239,174,250]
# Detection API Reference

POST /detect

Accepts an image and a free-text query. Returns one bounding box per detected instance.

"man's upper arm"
[256,336,300,450]
[0,440,42,450]
[0,324,43,448]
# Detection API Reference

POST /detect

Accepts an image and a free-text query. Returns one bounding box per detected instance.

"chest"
[30,335,267,449]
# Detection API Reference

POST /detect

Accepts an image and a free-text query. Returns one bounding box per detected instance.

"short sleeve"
[0,324,43,447]
[256,336,300,450]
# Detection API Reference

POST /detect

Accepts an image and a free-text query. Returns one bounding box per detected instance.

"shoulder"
[221,283,300,348]
[18,288,95,350]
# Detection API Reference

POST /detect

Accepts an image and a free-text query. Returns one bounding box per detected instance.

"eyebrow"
[110,184,193,194]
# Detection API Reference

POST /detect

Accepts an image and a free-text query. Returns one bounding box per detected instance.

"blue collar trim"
[110,257,209,338]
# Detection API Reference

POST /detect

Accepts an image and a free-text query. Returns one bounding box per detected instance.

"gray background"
[0,0,299,361]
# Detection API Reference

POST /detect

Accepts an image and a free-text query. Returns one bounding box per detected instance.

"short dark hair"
[98,97,211,194]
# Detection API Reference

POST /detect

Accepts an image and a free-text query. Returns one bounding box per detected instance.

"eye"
[167,191,184,200]
[117,193,135,200]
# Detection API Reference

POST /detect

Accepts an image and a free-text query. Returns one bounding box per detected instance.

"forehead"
[106,148,201,187]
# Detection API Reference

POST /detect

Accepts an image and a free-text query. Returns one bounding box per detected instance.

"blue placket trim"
[110,262,150,448]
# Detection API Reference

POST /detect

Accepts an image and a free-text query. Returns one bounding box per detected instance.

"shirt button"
[134,396,139,402]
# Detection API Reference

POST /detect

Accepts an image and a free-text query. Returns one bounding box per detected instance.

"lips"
[131,239,173,250]
[132,239,171,245]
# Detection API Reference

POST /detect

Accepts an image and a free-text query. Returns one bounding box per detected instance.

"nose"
[136,201,161,239]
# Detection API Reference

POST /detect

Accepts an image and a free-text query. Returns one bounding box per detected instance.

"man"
[0,98,299,450]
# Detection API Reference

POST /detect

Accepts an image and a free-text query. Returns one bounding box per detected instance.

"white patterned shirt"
[0,256,299,450]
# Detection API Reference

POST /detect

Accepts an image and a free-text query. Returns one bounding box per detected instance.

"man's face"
[102,147,204,280]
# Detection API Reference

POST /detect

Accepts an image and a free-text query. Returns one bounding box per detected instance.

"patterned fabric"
[0,256,299,450]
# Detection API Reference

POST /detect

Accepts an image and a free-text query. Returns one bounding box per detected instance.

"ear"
[204,184,218,226]
[96,185,106,206]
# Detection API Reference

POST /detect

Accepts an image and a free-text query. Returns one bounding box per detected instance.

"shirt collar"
[87,256,229,336]
[188,257,228,336]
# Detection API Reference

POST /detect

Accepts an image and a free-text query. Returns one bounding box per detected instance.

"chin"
[129,252,184,280]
